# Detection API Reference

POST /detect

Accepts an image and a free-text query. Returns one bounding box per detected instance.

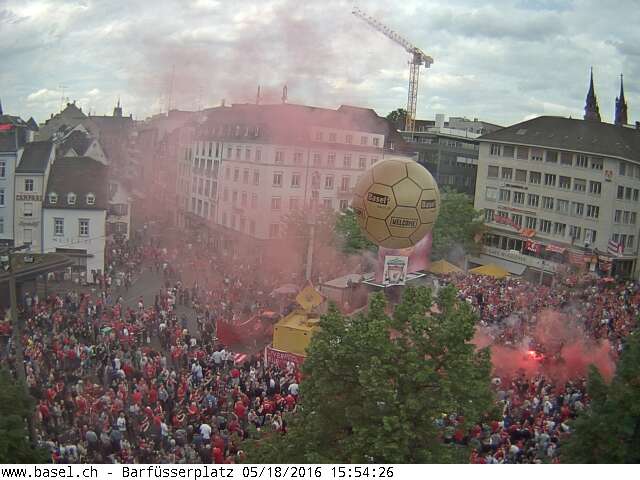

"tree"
[0,369,48,463]
[334,208,376,254]
[386,108,407,131]
[561,331,640,463]
[247,285,494,463]
[431,188,485,261]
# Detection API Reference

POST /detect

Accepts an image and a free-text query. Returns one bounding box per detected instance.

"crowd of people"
[2,231,639,464]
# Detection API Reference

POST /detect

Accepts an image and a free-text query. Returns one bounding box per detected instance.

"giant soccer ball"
[351,158,440,249]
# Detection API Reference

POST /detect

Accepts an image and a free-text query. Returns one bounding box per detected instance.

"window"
[373,137,380,147]
[0,217,3,234]
[359,157,367,169]
[569,225,581,240]
[289,197,300,210]
[273,172,283,187]
[626,187,632,200]
[614,209,622,223]
[499,189,511,202]
[294,152,303,165]
[249,220,255,235]
[223,188,228,202]
[571,202,584,216]
[525,216,537,229]
[25,179,34,192]
[485,187,497,201]
[49,192,58,204]
[269,224,280,238]
[634,189,639,201]
[560,152,573,166]
[67,193,76,205]
[0,160,5,178]
[576,154,588,168]
[517,146,529,160]
[589,181,601,195]
[340,176,350,192]
[617,186,625,199]
[225,167,231,180]
[198,178,204,195]
[511,214,523,227]
[243,169,249,184]
[515,169,527,182]
[234,168,240,182]
[235,147,241,160]
[328,132,336,142]
[291,173,301,188]
[239,217,246,232]
[501,167,513,180]
[322,198,332,209]
[619,161,627,176]
[313,153,321,166]
[490,144,501,156]
[573,178,586,192]
[545,151,558,163]
[487,165,499,178]
[275,151,284,164]
[542,196,554,210]
[251,193,258,209]
[553,222,566,237]
[586,205,599,218]
[232,191,238,204]
[311,172,321,189]
[628,236,635,248]
[345,134,353,144]
[327,153,336,167]
[360,136,368,146]
[559,176,571,189]
[54,218,64,236]
[584,229,596,244]
[632,212,637,225]
[502,145,515,158]
[255,149,262,162]
[339,199,349,210]
[343,155,352,168]
[527,193,539,208]
[205,180,211,197]
[79,219,89,237]
[591,157,603,170]
[529,171,541,184]
[271,197,281,210]
[623,211,631,224]
[556,199,569,214]
[513,191,525,205]
[531,148,543,161]
[544,173,556,186]
[484,209,495,222]
[253,170,260,185]
[191,197,196,211]
[22,202,33,217]
[241,192,247,207]
[539,219,552,234]
[325,175,334,190]
[231,214,236,229]
[370,157,378,165]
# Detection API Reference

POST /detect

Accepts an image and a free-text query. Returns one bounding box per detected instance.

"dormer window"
[86,193,95,205]
[49,192,58,204]
[67,193,76,205]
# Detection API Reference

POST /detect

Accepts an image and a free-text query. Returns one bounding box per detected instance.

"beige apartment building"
[474,116,640,280]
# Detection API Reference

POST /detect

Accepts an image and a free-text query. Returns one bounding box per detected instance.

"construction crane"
[352,6,433,133]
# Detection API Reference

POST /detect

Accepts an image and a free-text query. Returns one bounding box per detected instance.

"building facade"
[475,116,640,280]
[42,157,108,280]
[403,115,502,195]
[176,103,411,256]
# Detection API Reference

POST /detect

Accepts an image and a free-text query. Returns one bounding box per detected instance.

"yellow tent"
[428,259,463,275]
[469,263,509,279]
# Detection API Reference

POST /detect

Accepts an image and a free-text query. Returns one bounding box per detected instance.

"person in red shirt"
[234,400,246,419]
[213,446,223,464]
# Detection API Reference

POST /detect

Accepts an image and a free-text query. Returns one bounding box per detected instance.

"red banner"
[568,251,586,266]
[265,346,305,368]
[545,244,566,254]
[0,124,14,132]
[525,240,541,254]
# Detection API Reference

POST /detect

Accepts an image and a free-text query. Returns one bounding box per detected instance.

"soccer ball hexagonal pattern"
[351,158,440,249]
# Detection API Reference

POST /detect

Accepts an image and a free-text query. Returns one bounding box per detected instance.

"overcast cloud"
[1,0,639,127]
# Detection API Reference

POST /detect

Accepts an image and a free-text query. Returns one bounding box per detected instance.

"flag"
[545,244,566,254]
[0,124,14,132]
[568,250,586,265]
[525,240,541,254]
[608,239,624,256]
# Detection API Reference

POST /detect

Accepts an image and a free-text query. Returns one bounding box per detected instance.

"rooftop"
[44,157,108,210]
[15,140,54,173]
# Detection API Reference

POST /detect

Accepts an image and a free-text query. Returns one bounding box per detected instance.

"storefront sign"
[16,193,42,201]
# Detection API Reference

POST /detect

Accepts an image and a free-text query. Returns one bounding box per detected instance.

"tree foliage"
[0,369,48,463]
[431,188,485,260]
[334,209,376,254]
[247,285,493,463]
[386,108,407,131]
[561,331,640,463]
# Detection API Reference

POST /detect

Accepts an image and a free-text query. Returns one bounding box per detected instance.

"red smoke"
[473,308,616,383]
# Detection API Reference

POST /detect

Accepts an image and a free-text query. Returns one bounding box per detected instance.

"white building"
[176,103,412,256]
[13,141,55,252]
[107,180,132,240]
[42,157,107,280]
[0,114,35,247]
[474,116,640,280]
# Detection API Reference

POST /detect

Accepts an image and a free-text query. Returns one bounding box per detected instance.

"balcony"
[481,245,560,273]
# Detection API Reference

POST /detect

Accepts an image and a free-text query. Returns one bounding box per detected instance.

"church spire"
[0,97,3,116]
[584,67,601,122]
[615,74,628,126]
[113,96,123,117]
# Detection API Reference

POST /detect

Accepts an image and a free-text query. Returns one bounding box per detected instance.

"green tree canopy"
[386,108,407,131]
[0,369,48,463]
[247,285,493,463]
[431,188,485,260]
[561,331,640,463]
[335,208,376,254]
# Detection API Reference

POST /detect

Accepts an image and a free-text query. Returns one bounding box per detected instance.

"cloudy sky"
[1,0,639,126]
